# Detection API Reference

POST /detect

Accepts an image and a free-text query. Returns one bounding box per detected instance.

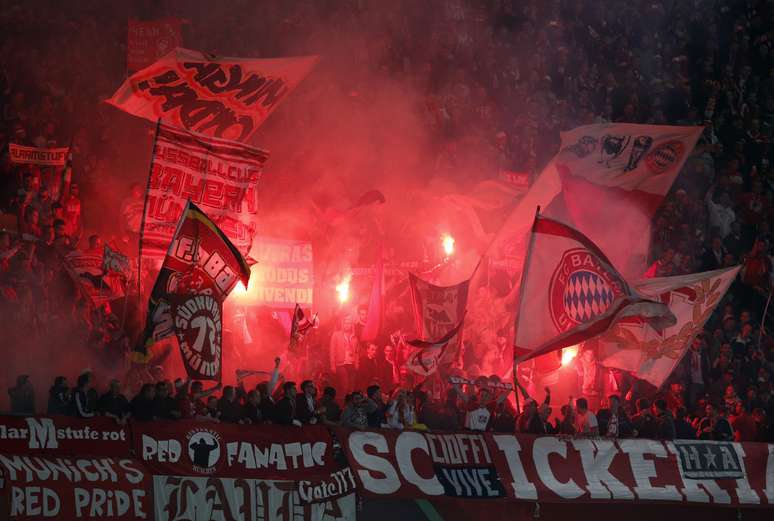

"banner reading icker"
[339,428,774,507]
[106,47,318,142]
[141,122,269,263]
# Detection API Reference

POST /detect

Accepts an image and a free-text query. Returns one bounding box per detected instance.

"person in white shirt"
[705,185,736,239]
[385,389,415,429]
[329,317,358,392]
[573,397,599,436]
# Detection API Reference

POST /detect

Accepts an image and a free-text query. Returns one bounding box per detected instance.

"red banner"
[106,48,318,142]
[127,18,183,73]
[135,422,340,480]
[152,475,356,521]
[0,455,150,520]
[141,123,269,262]
[337,428,774,507]
[0,415,130,457]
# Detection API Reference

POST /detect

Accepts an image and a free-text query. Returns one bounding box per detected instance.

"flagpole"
[759,286,773,350]
[136,118,162,307]
[512,206,541,417]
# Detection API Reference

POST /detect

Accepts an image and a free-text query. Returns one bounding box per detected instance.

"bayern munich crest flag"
[136,200,251,381]
[514,213,675,363]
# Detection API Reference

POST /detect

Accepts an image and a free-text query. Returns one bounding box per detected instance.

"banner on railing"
[135,422,339,480]
[0,415,130,456]
[337,429,774,507]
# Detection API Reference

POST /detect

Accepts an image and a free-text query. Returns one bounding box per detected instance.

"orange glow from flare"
[442,234,455,256]
[335,275,351,304]
[561,345,579,366]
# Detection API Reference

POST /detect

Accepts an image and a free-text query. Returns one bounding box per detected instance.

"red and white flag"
[597,266,740,387]
[139,122,269,267]
[64,251,124,306]
[405,318,466,376]
[488,123,702,280]
[514,214,675,363]
[409,273,469,368]
[106,47,318,142]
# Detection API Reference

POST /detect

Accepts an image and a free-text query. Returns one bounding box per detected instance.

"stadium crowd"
[1,0,774,443]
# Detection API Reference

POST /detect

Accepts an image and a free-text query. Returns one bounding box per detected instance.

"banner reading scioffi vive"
[337,428,774,506]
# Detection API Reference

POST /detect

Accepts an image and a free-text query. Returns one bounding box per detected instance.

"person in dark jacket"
[97,379,130,424]
[218,386,243,423]
[242,390,262,424]
[153,380,180,420]
[73,371,96,418]
[319,386,342,424]
[130,383,156,422]
[653,399,676,440]
[47,376,72,415]
[365,385,386,428]
[296,380,319,424]
[274,381,300,426]
[8,375,35,415]
[631,398,659,439]
[674,407,695,439]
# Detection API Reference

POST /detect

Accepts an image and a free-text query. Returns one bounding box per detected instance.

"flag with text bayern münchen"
[514,215,675,363]
[488,124,702,279]
[136,201,251,382]
[140,122,269,269]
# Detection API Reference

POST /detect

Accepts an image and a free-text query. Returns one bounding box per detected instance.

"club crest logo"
[549,248,624,332]
[186,428,222,474]
[645,140,684,174]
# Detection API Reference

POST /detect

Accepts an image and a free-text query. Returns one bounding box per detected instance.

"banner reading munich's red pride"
[106,47,318,142]
[141,122,269,262]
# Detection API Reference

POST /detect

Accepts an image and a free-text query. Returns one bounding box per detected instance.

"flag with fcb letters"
[140,122,269,267]
[514,214,675,363]
[136,200,251,381]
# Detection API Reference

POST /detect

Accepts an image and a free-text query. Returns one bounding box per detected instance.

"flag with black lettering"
[136,200,251,381]
[139,122,269,267]
[106,47,318,141]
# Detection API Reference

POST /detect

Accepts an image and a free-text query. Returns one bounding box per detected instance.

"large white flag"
[597,266,740,388]
[488,123,703,281]
[514,214,675,363]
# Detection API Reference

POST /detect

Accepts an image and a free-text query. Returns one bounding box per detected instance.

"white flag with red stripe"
[597,266,740,388]
[514,214,675,363]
